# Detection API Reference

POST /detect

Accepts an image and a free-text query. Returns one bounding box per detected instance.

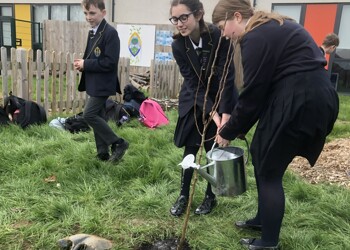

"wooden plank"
[149,59,154,98]
[36,50,43,104]
[58,52,64,113]
[51,51,57,114]
[72,52,78,114]
[43,51,50,113]
[66,52,72,114]
[1,47,9,98]
[28,49,34,101]
[17,48,28,99]
[11,48,17,96]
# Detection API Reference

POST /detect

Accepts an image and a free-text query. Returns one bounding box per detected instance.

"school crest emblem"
[94,47,101,57]
[128,32,141,57]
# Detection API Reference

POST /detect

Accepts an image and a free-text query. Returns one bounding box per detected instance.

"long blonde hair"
[212,0,292,89]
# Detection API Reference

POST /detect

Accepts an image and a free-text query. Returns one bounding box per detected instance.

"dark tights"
[179,143,215,198]
[249,166,287,246]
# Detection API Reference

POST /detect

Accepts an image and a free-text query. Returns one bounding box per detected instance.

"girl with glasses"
[213,0,339,249]
[169,0,238,217]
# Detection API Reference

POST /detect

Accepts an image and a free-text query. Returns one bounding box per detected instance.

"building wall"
[0,0,80,3]
[3,0,348,24]
[14,4,32,49]
[256,0,349,12]
[114,0,220,24]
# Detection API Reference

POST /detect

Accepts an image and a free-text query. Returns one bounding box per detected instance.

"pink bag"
[139,99,169,128]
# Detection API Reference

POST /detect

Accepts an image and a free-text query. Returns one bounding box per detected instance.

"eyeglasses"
[169,12,195,25]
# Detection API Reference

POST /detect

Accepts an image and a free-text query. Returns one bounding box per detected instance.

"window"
[51,5,67,20]
[70,5,85,21]
[333,5,350,92]
[33,5,49,23]
[338,5,350,57]
[273,5,302,23]
[32,5,48,45]
[1,22,12,46]
[33,4,83,22]
[1,6,12,16]
[0,5,13,47]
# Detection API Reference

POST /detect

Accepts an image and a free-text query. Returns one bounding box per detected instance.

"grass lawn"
[0,94,349,250]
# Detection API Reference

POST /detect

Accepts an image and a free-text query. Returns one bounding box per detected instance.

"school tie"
[196,47,202,57]
[86,30,95,59]
[89,30,95,40]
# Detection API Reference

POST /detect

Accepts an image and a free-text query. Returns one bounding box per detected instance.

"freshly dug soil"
[289,138,350,189]
[135,238,191,250]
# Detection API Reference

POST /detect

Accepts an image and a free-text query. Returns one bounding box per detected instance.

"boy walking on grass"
[74,0,128,162]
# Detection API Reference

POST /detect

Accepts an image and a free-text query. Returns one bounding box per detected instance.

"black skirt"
[174,107,217,148]
[251,69,339,176]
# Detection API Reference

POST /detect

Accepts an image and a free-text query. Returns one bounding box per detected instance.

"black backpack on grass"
[64,112,91,134]
[105,99,130,126]
[4,92,47,129]
[0,107,10,126]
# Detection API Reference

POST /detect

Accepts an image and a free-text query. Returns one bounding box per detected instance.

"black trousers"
[83,96,119,155]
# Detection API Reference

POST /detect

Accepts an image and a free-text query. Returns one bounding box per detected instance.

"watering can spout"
[178,155,217,187]
[197,166,217,188]
[178,154,199,169]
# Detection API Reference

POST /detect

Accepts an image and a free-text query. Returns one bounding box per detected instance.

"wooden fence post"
[17,48,28,100]
[43,50,50,113]
[66,52,72,114]
[11,48,18,96]
[149,59,155,98]
[72,52,78,114]
[28,49,34,101]
[1,47,9,98]
[36,50,43,105]
[58,52,64,113]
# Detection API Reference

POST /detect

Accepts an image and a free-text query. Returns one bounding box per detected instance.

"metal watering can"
[179,139,249,197]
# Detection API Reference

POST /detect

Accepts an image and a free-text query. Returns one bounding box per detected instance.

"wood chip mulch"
[289,138,350,189]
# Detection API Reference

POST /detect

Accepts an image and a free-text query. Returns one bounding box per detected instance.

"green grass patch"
[0,94,349,249]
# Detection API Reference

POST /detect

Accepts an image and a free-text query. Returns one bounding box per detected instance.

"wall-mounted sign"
[117,24,155,67]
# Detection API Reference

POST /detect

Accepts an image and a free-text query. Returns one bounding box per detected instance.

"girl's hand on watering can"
[215,134,230,147]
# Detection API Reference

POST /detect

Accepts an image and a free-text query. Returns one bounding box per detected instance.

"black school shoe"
[240,238,279,250]
[194,195,217,215]
[109,139,129,163]
[97,153,110,161]
[170,195,188,217]
[235,220,262,231]
[248,245,279,250]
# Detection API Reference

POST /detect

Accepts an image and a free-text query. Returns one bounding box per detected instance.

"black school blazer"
[172,23,237,118]
[78,19,121,96]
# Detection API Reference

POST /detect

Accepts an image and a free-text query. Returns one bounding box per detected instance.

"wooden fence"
[0,47,182,116]
[0,47,129,115]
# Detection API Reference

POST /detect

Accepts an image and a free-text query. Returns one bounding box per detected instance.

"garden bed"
[289,138,350,188]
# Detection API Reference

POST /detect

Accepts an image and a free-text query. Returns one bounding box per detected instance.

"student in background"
[320,33,340,56]
[74,0,128,163]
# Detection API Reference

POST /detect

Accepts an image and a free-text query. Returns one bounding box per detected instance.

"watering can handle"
[210,137,250,165]
[209,141,217,159]
[241,137,250,165]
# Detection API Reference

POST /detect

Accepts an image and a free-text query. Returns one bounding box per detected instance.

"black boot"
[170,195,188,217]
[194,195,217,215]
